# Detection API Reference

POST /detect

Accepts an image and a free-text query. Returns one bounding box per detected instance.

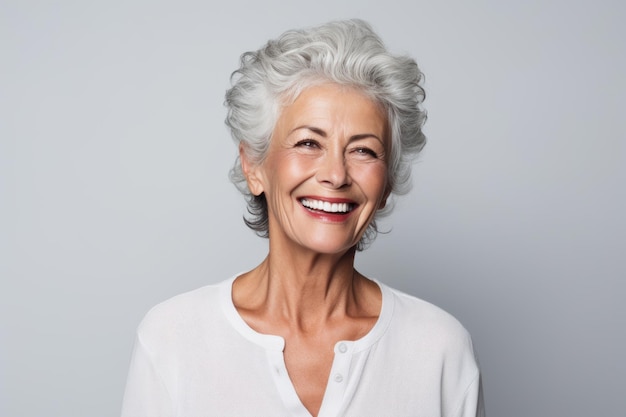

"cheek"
[354,164,388,196]
[264,154,316,190]
[285,152,321,176]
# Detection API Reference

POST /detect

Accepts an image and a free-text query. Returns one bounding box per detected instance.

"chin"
[297,234,361,255]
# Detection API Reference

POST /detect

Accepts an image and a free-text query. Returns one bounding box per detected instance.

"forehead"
[275,84,388,137]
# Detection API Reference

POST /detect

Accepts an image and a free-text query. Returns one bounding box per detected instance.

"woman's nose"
[315,149,351,189]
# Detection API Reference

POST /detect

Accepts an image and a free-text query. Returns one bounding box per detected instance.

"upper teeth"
[301,198,353,213]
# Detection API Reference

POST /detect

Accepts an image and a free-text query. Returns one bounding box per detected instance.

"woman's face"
[242,83,389,254]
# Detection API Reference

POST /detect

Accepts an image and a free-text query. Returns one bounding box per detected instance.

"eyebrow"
[290,125,384,143]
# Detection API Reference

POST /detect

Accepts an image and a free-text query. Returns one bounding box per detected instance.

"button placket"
[316,342,354,416]
[331,342,352,385]
[333,342,349,384]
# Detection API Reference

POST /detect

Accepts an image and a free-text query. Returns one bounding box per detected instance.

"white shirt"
[121,276,484,417]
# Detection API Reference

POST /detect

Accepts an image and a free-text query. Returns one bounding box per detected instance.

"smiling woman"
[121,19,484,417]
[241,84,389,255]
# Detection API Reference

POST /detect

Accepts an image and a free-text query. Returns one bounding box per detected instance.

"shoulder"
[381,283,477,358]
[135,279,231,349]
[380,283,482,408]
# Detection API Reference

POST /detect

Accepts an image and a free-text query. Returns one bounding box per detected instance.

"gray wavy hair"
[225,19,427,249]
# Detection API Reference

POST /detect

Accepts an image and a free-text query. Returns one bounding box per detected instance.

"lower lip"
[300,204,355,222]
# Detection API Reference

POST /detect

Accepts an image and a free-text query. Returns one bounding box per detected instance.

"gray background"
[1,0,624,416]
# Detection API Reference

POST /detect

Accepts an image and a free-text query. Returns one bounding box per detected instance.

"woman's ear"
[239,144,265,196]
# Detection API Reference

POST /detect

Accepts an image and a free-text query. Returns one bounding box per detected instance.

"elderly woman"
[121,19,484,417]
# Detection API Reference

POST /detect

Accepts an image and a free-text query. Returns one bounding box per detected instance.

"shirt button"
[334,374,344,383]
[338,343,347,353]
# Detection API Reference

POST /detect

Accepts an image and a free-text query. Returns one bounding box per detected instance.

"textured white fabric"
[121,276,484,417]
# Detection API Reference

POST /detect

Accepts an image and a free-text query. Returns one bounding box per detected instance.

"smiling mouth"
[300,198,356,213]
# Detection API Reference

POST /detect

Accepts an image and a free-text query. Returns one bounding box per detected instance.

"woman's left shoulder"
[381,282,476,352]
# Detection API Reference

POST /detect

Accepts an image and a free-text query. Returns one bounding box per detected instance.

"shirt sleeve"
[120,334,174,417]
[451,371,485,417]
[446,329,486,417]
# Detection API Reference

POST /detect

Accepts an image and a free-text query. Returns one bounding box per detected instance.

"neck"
[235,241,366,329]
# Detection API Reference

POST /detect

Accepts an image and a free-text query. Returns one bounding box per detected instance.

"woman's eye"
[353,147,378,158]
[295,139,320,149]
